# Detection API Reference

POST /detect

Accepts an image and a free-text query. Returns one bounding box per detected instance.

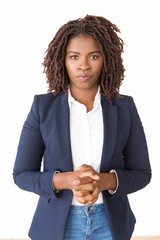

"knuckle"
[76,198,83,203]
[88,194,94,201]
[92,182,98,190]
[80,192,85,197]
[82,200,87,204]
[92,190,98,197]
[75,192,81,197]
[90,185,94,191]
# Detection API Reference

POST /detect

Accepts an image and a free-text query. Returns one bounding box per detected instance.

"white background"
[0,0,160,238]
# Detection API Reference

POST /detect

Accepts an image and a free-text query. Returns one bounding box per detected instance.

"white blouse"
[68,86,104,205]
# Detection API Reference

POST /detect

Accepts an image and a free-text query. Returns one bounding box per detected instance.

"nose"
[78,59,91,71]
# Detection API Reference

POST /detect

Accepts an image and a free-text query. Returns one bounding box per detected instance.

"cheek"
[94,62,103,74]
[65,59,69,73]
[65,60,75,75]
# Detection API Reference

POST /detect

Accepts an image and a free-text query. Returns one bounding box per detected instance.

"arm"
[69,97,152,203]
[13,96,58,200]
[13,96,99,200]
[113,97,152,196]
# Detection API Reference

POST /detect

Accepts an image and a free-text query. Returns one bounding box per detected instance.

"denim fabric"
[64,204,113,240]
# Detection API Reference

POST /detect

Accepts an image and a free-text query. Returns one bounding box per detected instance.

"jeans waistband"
[70,203,105,214]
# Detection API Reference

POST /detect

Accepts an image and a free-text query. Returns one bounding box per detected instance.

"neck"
[70,86,98,103]
[70,85,99,112]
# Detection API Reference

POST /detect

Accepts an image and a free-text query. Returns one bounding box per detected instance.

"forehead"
[66,35,101,51]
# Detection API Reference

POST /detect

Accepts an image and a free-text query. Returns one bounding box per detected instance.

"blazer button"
[47,193,51,197]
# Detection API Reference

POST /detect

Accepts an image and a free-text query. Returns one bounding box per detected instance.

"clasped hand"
[72,164,101,205]
[53,164,116,203]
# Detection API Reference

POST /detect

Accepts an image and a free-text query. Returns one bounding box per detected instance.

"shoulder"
[35,92,56,103]
[34,92,66,107]
[112,94,136,109]
[30,92,66,117]
[112,95,140,120]
[112,94,133,105]
[111,95,139,118]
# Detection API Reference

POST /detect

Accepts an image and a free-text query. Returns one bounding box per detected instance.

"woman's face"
[65,35,103,92]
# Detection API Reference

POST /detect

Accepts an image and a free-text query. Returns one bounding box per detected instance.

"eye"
[90,55,98,60]
[70,55,79,60]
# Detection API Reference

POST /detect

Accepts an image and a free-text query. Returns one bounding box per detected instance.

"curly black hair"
[42,14,125,103]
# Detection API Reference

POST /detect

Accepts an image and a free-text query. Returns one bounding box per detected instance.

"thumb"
[77,164,90,171]
[79,170,100,180]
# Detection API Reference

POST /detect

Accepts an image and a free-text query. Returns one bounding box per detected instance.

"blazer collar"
[54,93,73,171]
[55,93,118,172]
[100,95,118,172]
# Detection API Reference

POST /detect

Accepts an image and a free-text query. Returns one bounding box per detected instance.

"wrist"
[98,173,117,192]
[53,172,66,191]
[53,172,73,191]
[52,170,61,192]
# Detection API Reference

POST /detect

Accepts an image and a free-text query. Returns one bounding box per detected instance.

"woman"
[13,15,151,240]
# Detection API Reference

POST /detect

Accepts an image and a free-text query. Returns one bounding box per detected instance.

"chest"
[70,105,103,171]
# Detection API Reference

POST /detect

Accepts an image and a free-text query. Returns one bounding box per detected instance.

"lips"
[76,74,93,82]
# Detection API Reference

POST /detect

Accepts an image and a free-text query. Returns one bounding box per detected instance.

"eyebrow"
[66,51,101,54]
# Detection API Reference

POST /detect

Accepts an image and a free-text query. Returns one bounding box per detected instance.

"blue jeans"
[64,203,113,240]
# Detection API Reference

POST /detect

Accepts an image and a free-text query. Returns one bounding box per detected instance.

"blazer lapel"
[100,95,118,172]
[54,93,73,171]
[54,93,117,173]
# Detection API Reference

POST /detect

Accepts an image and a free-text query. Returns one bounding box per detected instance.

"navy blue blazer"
[13,92,151,240]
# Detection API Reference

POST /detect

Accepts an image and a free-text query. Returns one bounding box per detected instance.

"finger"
[73,187,98,198]
[73,183,92,191]
[73,180,99,192]
[75,191,98,205]
[77,164,91,171]
[87,197,98,205]
[73,182,96,192]
[85,190,99,203]
[75,197,87,204]
[76,185,99,199]
[77,165,100,180]
[91,187,99,197]
[87,195,98,205]
[73,179,80,185]
[73,176,94,186]
[75,195,91,205]
[79,171,100,180]
[73,190,91,198]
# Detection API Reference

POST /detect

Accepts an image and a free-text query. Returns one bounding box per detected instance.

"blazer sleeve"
[13,95,59,200]
[113,97,152,195]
